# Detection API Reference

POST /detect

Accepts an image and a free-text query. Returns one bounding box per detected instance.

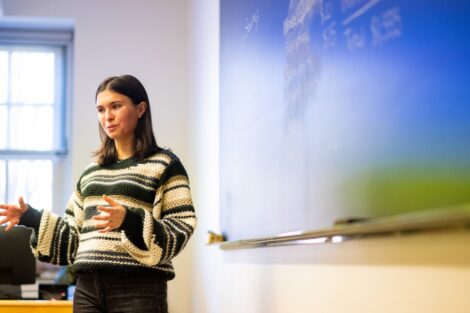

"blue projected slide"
[220,0,470,240]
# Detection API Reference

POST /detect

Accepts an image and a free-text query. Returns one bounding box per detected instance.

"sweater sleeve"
[120,158,197,266]
[19,188,84,266]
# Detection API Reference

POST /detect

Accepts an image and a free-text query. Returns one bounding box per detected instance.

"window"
[0,18,73,212]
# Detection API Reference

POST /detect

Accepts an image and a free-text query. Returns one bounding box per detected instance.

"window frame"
[0,17,73,213]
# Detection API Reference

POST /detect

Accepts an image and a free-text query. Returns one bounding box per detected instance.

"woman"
[0,75,196,312]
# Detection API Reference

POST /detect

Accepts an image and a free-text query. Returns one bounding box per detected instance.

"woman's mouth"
[106,125,118,132]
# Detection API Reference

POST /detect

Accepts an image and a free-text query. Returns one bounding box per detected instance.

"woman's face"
[96,89,144,144]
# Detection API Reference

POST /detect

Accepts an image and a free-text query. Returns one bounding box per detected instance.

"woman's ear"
[138,101,147,118]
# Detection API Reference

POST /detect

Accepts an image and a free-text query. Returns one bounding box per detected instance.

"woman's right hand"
[0,196,28,231]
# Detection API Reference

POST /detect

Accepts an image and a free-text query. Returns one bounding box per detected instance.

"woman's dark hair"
[93,74,160,166]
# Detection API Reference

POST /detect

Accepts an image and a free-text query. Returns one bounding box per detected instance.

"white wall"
[189,1,470,313]
[3,1,194,312]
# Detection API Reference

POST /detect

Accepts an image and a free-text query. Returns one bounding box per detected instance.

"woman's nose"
[105,110,114,121]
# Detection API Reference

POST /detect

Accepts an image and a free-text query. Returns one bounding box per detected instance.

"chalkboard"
[220,0,470,241]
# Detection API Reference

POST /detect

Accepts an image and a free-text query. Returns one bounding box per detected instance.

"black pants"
[73,272,168,313]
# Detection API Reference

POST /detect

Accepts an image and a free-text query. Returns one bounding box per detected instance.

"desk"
[0,300,72,313]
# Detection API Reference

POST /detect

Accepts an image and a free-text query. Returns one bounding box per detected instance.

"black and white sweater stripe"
[20,150,196,280]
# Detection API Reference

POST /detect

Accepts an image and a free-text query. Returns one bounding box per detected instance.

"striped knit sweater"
[19,149,196,280]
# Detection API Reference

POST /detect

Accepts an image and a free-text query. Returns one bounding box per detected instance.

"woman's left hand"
[92,195,127,233]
